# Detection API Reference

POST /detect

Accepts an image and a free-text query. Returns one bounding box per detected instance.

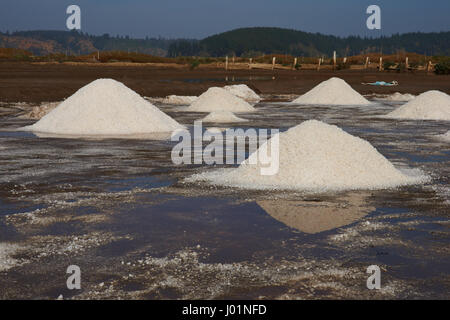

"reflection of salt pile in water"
[188,120,426,192]
[21,79,184,135]
[188,87,256,113]
[201,111,248,123]
[385,90,450,120]
[162,95,197,105]
[223,84,261,102]
[258,193,374,234]
[293,77,370,105]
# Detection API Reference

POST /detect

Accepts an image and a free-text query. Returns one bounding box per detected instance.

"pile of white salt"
[187,87,256,113]
[293,77,370,105]
[385,90,450,120]
[436,131,450,142]
[162,95,197,105]
[223,84,261,102]
[188,120,426,192]
[21,79,184,135]
[385,92,415,102]
[22,102,59,120]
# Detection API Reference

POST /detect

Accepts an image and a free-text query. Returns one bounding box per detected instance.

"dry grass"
[0,48,33,60]
[2,48,447,73]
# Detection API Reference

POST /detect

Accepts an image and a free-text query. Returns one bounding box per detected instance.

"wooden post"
[97,51,100,60]
[365,57,369,69]
[317,58,321,71]
[379,56,383,71]
[272,57,276,70]
[405,57,409,70]
[232,56,235,64]
[333,51,336,70]
[293,57,297,70]
[225,56,228,70]
[249,58,252,69]
[427,60,432,72]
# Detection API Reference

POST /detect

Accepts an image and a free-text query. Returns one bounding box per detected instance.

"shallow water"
[0,100,449,299]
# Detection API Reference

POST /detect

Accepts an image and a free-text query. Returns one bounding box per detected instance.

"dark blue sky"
[1,0,449,39]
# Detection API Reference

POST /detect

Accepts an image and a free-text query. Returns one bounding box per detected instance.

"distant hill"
[168,27,450,57]
[1,28,449,58]
[0,30,175,56]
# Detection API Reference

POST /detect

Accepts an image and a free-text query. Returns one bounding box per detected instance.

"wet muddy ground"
[1,62,449,104]
[0,98,449,299]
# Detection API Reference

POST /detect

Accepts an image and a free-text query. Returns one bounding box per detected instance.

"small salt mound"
[201,111,248,123]
[162,95,197,105]
[385,92,415,102]
[385,90,450,121]
[223,84,261,102]
[188,120,426,192]
[188,87,256,113]
[21,79,184,135]
[22,102,59,119]
[293,77,370,105]
[436,131,450,142]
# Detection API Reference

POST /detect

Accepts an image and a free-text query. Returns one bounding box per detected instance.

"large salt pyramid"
[188,120,425,191]
[223,84,261,102]
[385,90,450,120]
[22,79,184,135]
[188,87,256,113]
[293,77,370,105]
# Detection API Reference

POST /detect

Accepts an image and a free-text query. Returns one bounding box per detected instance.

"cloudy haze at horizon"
[1,0,449,39]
